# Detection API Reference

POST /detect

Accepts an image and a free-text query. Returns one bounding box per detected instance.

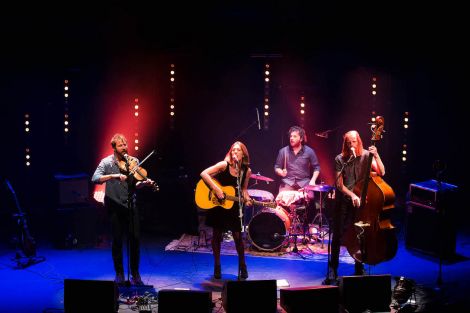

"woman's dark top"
[205,161,247,232]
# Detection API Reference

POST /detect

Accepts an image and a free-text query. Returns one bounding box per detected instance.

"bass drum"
[248,207,291,251]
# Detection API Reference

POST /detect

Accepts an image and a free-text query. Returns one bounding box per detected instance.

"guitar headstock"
[371,115,385,142]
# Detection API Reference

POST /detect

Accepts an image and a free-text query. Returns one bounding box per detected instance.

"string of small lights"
[263,63,270,130]
[402,111,409,164]
[134,98,140,152]
[64,79,70,139]
[299,95,306,127]
[169,63,176,129]
[24,113,31,167]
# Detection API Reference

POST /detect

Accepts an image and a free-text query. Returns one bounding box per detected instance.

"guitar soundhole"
[212,197,224,205]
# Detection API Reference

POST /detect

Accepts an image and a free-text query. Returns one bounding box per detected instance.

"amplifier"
[409,180,457,209]
[405,201,456,258]
[54,173,90,206]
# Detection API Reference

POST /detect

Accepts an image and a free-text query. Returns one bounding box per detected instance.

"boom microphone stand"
[216,108,261,157]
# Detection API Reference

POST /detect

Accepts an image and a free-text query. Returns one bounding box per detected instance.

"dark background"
[1,3,467,241]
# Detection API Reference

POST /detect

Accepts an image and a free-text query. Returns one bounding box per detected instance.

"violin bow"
[130,149,156,174]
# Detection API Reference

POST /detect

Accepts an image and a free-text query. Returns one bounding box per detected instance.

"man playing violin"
[92,133,155,286]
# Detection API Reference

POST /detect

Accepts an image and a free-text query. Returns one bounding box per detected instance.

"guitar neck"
[225,195,276,208]
[225,195,241,202]
[254,200,277,208]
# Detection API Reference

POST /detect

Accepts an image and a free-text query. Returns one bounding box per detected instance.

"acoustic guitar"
[195,179,277,210]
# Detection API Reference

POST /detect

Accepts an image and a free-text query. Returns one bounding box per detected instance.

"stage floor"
[1,228,470,312]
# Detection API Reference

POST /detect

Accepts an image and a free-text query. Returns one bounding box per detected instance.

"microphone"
[350,147,356,159]
[233,155,239,169]
[256,108,261,130]
[123,153,130,164]
[273,233,284,240]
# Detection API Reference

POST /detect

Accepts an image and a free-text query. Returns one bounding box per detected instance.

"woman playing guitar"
[199,141,253,280]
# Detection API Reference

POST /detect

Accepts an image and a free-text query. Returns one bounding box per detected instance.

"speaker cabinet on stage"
[406,180,458,259]
[339,274,391,313]
[280,285,339,313]
[406,201,456,258]
[408,179,457,209]
[64,279,118,313]
[54,173,90,206]
[222,280,277,313]
[158,289,212,313]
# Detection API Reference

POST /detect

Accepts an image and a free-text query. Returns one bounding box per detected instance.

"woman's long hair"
[224,141,250,168]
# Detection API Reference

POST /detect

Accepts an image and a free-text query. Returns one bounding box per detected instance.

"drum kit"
[303,184,334,248]
[244,172,334,253]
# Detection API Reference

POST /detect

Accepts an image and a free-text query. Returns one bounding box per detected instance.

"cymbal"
[303,184,334,192]
[250,173,274,182]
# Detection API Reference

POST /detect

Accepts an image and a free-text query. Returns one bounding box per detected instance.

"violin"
[118,155,159,192]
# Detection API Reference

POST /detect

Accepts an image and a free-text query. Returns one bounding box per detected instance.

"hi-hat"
[250,173,274,182]
[303,184,334,192]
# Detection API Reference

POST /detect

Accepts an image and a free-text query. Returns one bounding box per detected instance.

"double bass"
[343,116,397,265]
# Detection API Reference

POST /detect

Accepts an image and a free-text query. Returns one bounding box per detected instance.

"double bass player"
[326,130,386,284]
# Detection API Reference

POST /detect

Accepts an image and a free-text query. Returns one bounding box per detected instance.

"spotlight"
[392,276,417,312]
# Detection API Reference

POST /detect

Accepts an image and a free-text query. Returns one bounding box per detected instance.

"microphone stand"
[232,121,257,141]
[235,161,244,233]
[234,108,260,139]
[435,168,444,288]
[217,109,260,156]
[323,154,354,285]
[122,151,156,294]
[125,157,134,287]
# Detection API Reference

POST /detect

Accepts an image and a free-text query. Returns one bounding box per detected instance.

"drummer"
[274,126,320,218]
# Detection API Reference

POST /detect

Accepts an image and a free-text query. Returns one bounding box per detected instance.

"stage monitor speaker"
[222,280,277,313]
[405,201,456,258]
[64,279,118,313]
[280,285,339,313]
[158,289,212,313]
[339,274,391,313]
